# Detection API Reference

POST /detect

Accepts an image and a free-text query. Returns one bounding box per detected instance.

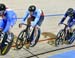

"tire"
[16,29,26,49]
[1,33,14,55]
[55,30,64,46]
[30,28,41,47]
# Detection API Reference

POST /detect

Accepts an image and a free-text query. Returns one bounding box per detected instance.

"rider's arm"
[10,12,17,26]
[31,10,41,27]
[3,18,11,33]
[60,13,67,23]
[21,10,29,23]
[6,9,17,27]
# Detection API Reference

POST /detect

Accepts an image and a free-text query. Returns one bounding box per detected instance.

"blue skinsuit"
[0,9,17,33]
[60,10,75,27]
[21,8,44,43]
[21,9,44,27]
[60,10,75,44]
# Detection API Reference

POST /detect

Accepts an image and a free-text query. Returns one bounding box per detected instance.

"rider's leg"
[68,31,75,44]
[4,26,13,45]
[68,21,75,33]
[31,16,44,45]
[27,17,32,25]
[0,20,7,47]
[32,26,39,42]
[66,22,73,40]
[68,23,75,44]
[68,36,75,44]
[8,26,13,40]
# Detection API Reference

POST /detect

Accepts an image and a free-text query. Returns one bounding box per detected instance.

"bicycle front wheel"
[1,33,14,55]
[16,30,26,49]
[55,30,65,46]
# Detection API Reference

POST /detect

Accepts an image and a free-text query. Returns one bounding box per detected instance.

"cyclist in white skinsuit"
[19,5,44,46]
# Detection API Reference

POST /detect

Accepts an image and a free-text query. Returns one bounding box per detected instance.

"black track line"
[26,45,75,58]
[23,48,39,58]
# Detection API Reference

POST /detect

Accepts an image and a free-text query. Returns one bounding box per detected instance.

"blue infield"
[48,50,75,58]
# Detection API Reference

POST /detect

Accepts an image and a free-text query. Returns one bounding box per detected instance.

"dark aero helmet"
[0,3,6,11]
[67,8,74,14]
[28,5,36,12]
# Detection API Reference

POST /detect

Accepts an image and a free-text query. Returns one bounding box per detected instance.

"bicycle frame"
[62,24,68,37]
[20,23,32,41]
[55,23,75,46]
[16,23,41,48]
[62,23,68,33]
[61,23,72,41]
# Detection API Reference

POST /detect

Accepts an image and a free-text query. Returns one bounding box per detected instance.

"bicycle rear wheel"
[30,28,41,47]
[16,30,26,49]
[55,30,64,46]
[68,30,75,44]
[1,33,14,55]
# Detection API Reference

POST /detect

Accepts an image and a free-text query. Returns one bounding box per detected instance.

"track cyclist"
[59,8,75,44]
[19,5,44,46]
[0,3,17,48]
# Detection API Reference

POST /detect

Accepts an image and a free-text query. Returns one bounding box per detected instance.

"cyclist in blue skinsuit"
[19,5,44,46]
[59,8,75,44]
[0,3,17,45]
